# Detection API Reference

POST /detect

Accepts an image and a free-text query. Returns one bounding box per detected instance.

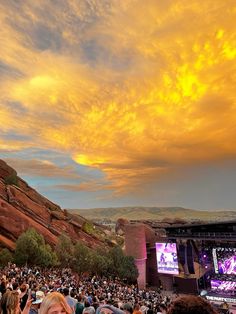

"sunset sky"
[1,0,236,210]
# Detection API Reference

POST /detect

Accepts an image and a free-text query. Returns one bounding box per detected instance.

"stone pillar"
[124,223,147,289]
[183,240,190,276]
[135,258,146,289]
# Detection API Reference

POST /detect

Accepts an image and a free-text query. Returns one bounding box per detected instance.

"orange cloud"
[0,0,236,196]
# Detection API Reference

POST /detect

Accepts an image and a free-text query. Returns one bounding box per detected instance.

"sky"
[0,0,236,210]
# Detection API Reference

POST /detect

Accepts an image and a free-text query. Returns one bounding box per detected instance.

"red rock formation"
[115,218,129,235]
[0,160,16,178]
[0,159,108,251]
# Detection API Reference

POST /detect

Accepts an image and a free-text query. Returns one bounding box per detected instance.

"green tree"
[107,246,124,276]
[36,244,58,267]
[0,248,13,266]
[73,241,92,274]
[107,246,138,283]
[14,228,42,265]
[119,255,139,283]
[90,250,110,276]
[55,234,74,267]
[14,228,56,267]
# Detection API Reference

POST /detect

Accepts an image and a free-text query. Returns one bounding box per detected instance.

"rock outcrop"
[0,159,108,251]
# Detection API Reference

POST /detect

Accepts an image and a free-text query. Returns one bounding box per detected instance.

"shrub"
[4,173,19,186]
[82,222,95,235]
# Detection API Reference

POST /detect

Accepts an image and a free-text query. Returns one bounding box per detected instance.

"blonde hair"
[0,290,11,314]
[6,291,20,314]
[40,292,71,314]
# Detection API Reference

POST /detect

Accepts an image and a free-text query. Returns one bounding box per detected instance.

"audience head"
[12,283,19,292]
[63,288,69,297]
[123,303,133,314]
[20,284,27,294]
[84,300,91,308]
[167,296,218,314]
[0,290,11,314]
[1,291,20,314]
[40,292,71,314]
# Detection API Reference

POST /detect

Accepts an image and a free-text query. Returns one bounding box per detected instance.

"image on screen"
[156,242,179,275]
[211,280,236,293]
[213,248,236,275]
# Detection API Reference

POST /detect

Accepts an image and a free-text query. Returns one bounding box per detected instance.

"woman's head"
[40,292,71,314]
[167,296,217,314]
[5,291,20,314]
[20,284,27,293]
[0,290,11,314]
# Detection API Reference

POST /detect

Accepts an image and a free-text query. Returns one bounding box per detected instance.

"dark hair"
[70,290,76,298]
[84,300,91,308]
[20,284,27,293]
[12,283,19,291]
[63,288,69,296]
[167,296,218,314]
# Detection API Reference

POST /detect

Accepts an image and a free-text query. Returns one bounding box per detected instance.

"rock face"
[115,218,129,235]
[0,160,107,251]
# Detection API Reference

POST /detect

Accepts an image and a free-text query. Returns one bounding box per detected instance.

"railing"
[166,232,236,239]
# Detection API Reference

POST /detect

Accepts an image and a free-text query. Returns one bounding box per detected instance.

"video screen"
[156,242,179,275]
[211,280,236,293]
[213,248,236,274]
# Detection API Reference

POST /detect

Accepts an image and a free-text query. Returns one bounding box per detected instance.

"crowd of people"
[0,264,230,314]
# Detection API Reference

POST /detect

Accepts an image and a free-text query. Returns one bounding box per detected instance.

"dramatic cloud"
[0,0,236,200]
[4,158,80,179]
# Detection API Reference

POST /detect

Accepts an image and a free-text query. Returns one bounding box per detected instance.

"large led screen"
[211,280,236,293]
[213,248,236,275]
[156,242,179,275]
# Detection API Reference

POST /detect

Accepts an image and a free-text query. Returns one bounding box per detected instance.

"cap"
[32,291,45,305]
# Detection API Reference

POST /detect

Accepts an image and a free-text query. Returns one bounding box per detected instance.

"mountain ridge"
[69,206,236,222]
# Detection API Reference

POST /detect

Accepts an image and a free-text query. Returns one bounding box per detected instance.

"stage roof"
[165,220,236,240]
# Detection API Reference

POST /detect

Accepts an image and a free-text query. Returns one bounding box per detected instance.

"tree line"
[0,228,138,283]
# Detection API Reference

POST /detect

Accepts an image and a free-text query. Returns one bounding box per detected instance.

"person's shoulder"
[83,307,95,314]
[77,303,84,308]
[29,308,38,314]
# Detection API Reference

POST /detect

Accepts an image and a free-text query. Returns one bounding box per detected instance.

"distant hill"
[69,206,236,222]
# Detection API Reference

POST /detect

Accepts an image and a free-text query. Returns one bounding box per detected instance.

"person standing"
[63,288,76,314]
[19,284,28,311]
[75,296,84,314]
